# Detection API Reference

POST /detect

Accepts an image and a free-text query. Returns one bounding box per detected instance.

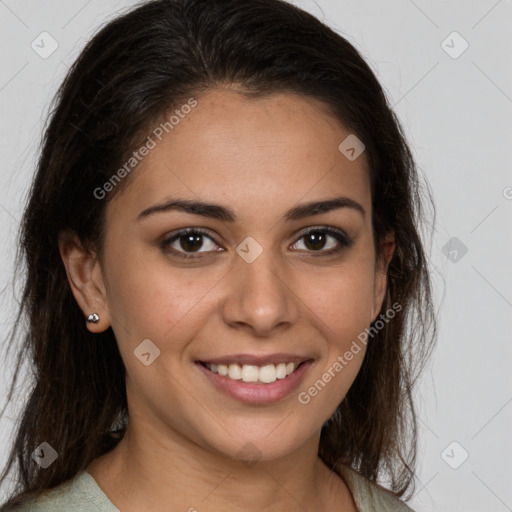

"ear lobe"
[370,231,396,323]
[58,231,110,333]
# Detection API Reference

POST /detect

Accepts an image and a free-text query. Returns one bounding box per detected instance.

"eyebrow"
[137,196,366,222]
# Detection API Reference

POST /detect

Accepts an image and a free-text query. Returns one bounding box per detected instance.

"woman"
[0,0,437,510]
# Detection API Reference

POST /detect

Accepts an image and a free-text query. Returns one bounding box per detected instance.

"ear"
[370,231,396,323]
[58,230,111,333]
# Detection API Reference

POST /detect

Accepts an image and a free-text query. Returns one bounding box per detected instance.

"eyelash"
[159,226,353,260]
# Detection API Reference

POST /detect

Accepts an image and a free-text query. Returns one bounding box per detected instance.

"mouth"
[195,356,314,404]
[197,360,307,385]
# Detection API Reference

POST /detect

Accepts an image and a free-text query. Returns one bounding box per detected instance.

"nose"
[221,242,300,337]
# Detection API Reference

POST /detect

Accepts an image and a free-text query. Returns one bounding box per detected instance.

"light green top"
[10,467,413,511]
[7,471,118,511]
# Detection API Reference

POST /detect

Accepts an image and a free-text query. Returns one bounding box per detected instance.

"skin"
[60,87,395,511]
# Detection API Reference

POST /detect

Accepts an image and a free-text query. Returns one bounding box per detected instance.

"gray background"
[0,1,511,510]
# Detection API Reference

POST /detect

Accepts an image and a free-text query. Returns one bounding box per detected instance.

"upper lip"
[197,353,314,366]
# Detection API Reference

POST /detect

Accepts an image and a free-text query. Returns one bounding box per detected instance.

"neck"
[87,420,354,511]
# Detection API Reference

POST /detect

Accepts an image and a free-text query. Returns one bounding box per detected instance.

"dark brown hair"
[0,0,437,507]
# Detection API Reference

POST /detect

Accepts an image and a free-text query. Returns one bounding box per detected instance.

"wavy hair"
[0,0,437,507]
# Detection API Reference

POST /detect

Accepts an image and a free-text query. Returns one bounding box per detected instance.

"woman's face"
[83,88,394,462]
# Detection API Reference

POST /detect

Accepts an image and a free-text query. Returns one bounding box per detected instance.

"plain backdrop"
[0,1,511,510]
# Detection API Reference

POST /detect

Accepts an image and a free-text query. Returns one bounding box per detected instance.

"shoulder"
[338,465,415,512]
[5,471,119,512]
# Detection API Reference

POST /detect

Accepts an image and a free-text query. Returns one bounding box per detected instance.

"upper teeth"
[205,362,299,384]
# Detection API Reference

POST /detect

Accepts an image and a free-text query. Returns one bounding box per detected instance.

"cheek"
[294,260,375,413]
[102,243,225,356]
[301,260,375,343]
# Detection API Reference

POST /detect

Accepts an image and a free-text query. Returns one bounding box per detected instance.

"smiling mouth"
[197,360,310,385]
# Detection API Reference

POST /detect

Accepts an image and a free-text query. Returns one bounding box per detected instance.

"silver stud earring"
[87,313,100,323]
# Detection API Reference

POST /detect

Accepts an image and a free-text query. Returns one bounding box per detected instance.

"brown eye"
[160,228,222,259]
[302,231,329,251]
[177,232,204,252]
[291,227,353,256]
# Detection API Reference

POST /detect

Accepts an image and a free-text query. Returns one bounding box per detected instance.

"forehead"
[109,88,371,222]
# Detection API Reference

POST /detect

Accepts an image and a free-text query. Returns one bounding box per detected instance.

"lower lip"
[195,360,313,404]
